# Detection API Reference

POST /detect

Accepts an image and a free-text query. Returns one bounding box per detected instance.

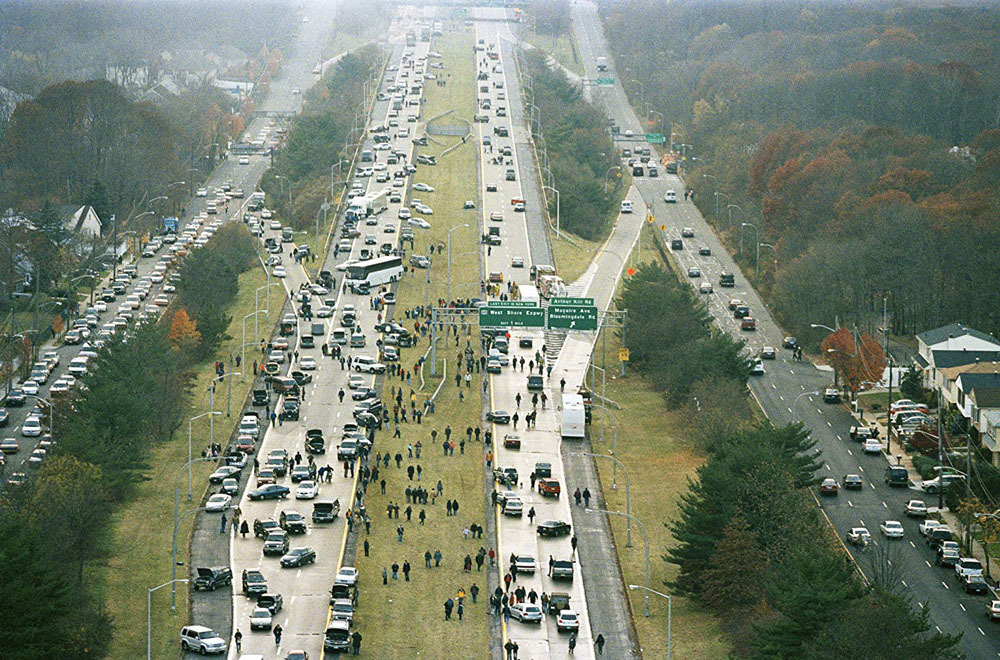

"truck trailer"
[561,395,586,439]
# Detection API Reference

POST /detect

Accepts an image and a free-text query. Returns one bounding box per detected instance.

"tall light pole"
[712,190,729,227]
[447,223,470,303]
[792,391,820,422]
[605,166,622,193]
[630,78,645,109]
[243,311,266,378]
[574,451,632,547]
[629,585,672,659]
[187,412,221,499]
[543,184,560,238]
[275,175,292,205]
[740,221,757,258]
[587,508,650,615]
[149,579,188,660]
[758,242,776,276]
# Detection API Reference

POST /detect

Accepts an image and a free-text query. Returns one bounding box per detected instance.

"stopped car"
[194,566,232,591]
[760,346,776,360]
[209,465,240,483]
[749,359,765,376]
[823,388,841,403]
[296,480,319,499]
[537,520,572,537]
[486,410,511,424]
[510,603,543,623]
[687,266,701,278]
[846,527,871,546]
[557,609,580,632]
[249,607,273,630]
[964,574,990,594]
[279,510,308,534]
[880,520,904,538]
[863,438,882,454]
[180,625,226,655]
[681,227,695,237]
[987,600,1000,621]
[205,493,232,512]
[514,556,537,574]
[353,356,386,373]
[249,484,290,501]
[281,547,317,567]
[263,531,290,556]
[335,566,359,586]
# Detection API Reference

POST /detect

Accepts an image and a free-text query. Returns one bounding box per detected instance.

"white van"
[239,415,260,440]
[620,200,633,214]
[561,394,586,439]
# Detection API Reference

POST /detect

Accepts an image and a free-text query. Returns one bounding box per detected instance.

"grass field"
[350,27,492,659]
[522,27,585,78]
[585,243,732,658]
[98,264,270,659]
[550,230,604,287]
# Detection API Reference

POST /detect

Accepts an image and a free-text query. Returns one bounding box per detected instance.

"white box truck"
[561,394,586,439]
[519,284,540,306]
[369,189,390,215]
[596,56,608,72]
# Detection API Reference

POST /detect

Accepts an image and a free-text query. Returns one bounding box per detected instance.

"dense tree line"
[619,262,749,410]
[0,0,295,95]
[0,224,259,657]
[262,45,384,231]
[601,0,1000,340]
[667,423,963,658]
[176,223,257,358]
[523,49,619,240]
[530,0,571,37]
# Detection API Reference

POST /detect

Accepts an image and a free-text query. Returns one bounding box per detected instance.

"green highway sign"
[487,300,536,307]
[550,297,595,307]
[546,306,598,331]
[479,306,545,328]
[596,77,615,86]
[646,133,666,144]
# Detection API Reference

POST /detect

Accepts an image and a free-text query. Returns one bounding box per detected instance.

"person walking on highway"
[527,506,536,524]
[560,377,566,392]
[512,412,519,429]
[573,488,582,505]
[234,630,242,652]
[239,520,249,538]
[338,388,345,403]
[351,631,362,655]
[273,624,282,647]
[515,393,521,408]
[595,633,606,654]
[219,513,227,534]
[568,632,577,654]
[582,488,591,508]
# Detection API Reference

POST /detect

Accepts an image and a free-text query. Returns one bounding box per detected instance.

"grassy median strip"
[351,27,491,658]
[522,27,584,77]
[99,265,268,658]
[585,243,731,658]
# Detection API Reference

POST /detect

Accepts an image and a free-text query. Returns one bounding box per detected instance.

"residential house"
[955,371,1000,467]
[914,323,1000,391]
[62,205,104,240]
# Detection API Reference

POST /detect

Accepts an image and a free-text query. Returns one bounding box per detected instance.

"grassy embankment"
[350,27,491,658]
[587,223,732,657]
[522,26,585,77]
[98,264,269,659]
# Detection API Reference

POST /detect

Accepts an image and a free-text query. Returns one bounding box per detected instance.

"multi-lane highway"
[567,1,1000,655]
[227,17,433,659]
[475,17,597,658]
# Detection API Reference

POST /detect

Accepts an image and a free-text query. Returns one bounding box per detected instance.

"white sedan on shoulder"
[205,493,232,512]
[413,183,434,192]
[407,217,431,229]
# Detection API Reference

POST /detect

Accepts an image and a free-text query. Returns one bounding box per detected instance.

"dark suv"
[194,566,233,591]
[242,569,267,597]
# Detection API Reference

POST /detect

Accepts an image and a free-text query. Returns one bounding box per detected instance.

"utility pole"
[111,214,118,281]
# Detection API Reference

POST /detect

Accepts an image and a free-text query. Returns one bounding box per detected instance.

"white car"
[919,519,943,536]
[21,380,39,396]
[862,438,882,454]
[413,183,434,192]
[398,208,412,220]
[407,217,431,229]
[316,306,334,318]
[21,416,43,437]
[335,566,358,586]
[415,204,433,215]
[353,356,385,373]
[205,493,232,512]
[269,220,281,230]
[196,188,207,197]
[249,607,273,630]
[664,190,677,203]
[300,356,317,370]
[880,520,904,538]
[513,556,536,574]
[556,609,580,632]
[510,603,542,623]
[272,266,287,278]
[239,156,250,165]
[348,374,367,389]
[296,480,319,499]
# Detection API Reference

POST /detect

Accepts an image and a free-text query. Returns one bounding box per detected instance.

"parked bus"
[343,256,403,288]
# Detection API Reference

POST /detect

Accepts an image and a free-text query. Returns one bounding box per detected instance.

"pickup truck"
[849,425,874,441]
[955,557,984,580]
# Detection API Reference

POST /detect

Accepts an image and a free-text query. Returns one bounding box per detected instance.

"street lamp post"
[275,175,292,205]
[628,585,672,659]
[187,412,221,499]
[149,579,188,660]
[605,166,622,194]
[740,221,758,259]
[792,391,821,422]
[587,508,650,615]
[712,190,730,226]
[243,311,266,379]
[542,185,560,238]
[574,451,632,547]
[758,242,777,276]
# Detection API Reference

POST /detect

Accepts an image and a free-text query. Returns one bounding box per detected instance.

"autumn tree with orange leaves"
[820,328,885,394]
[168,308,201,353]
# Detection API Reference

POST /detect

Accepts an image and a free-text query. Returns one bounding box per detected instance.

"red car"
[819,478,839,496]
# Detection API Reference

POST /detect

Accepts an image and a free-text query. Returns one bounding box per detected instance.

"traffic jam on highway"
[0,134,279,487]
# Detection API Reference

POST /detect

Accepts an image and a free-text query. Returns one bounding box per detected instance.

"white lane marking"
[941,581,949,590]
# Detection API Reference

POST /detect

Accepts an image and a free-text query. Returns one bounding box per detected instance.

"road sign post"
[479,305,545,328]
[546,306,598,331]
[550,297,595,307]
